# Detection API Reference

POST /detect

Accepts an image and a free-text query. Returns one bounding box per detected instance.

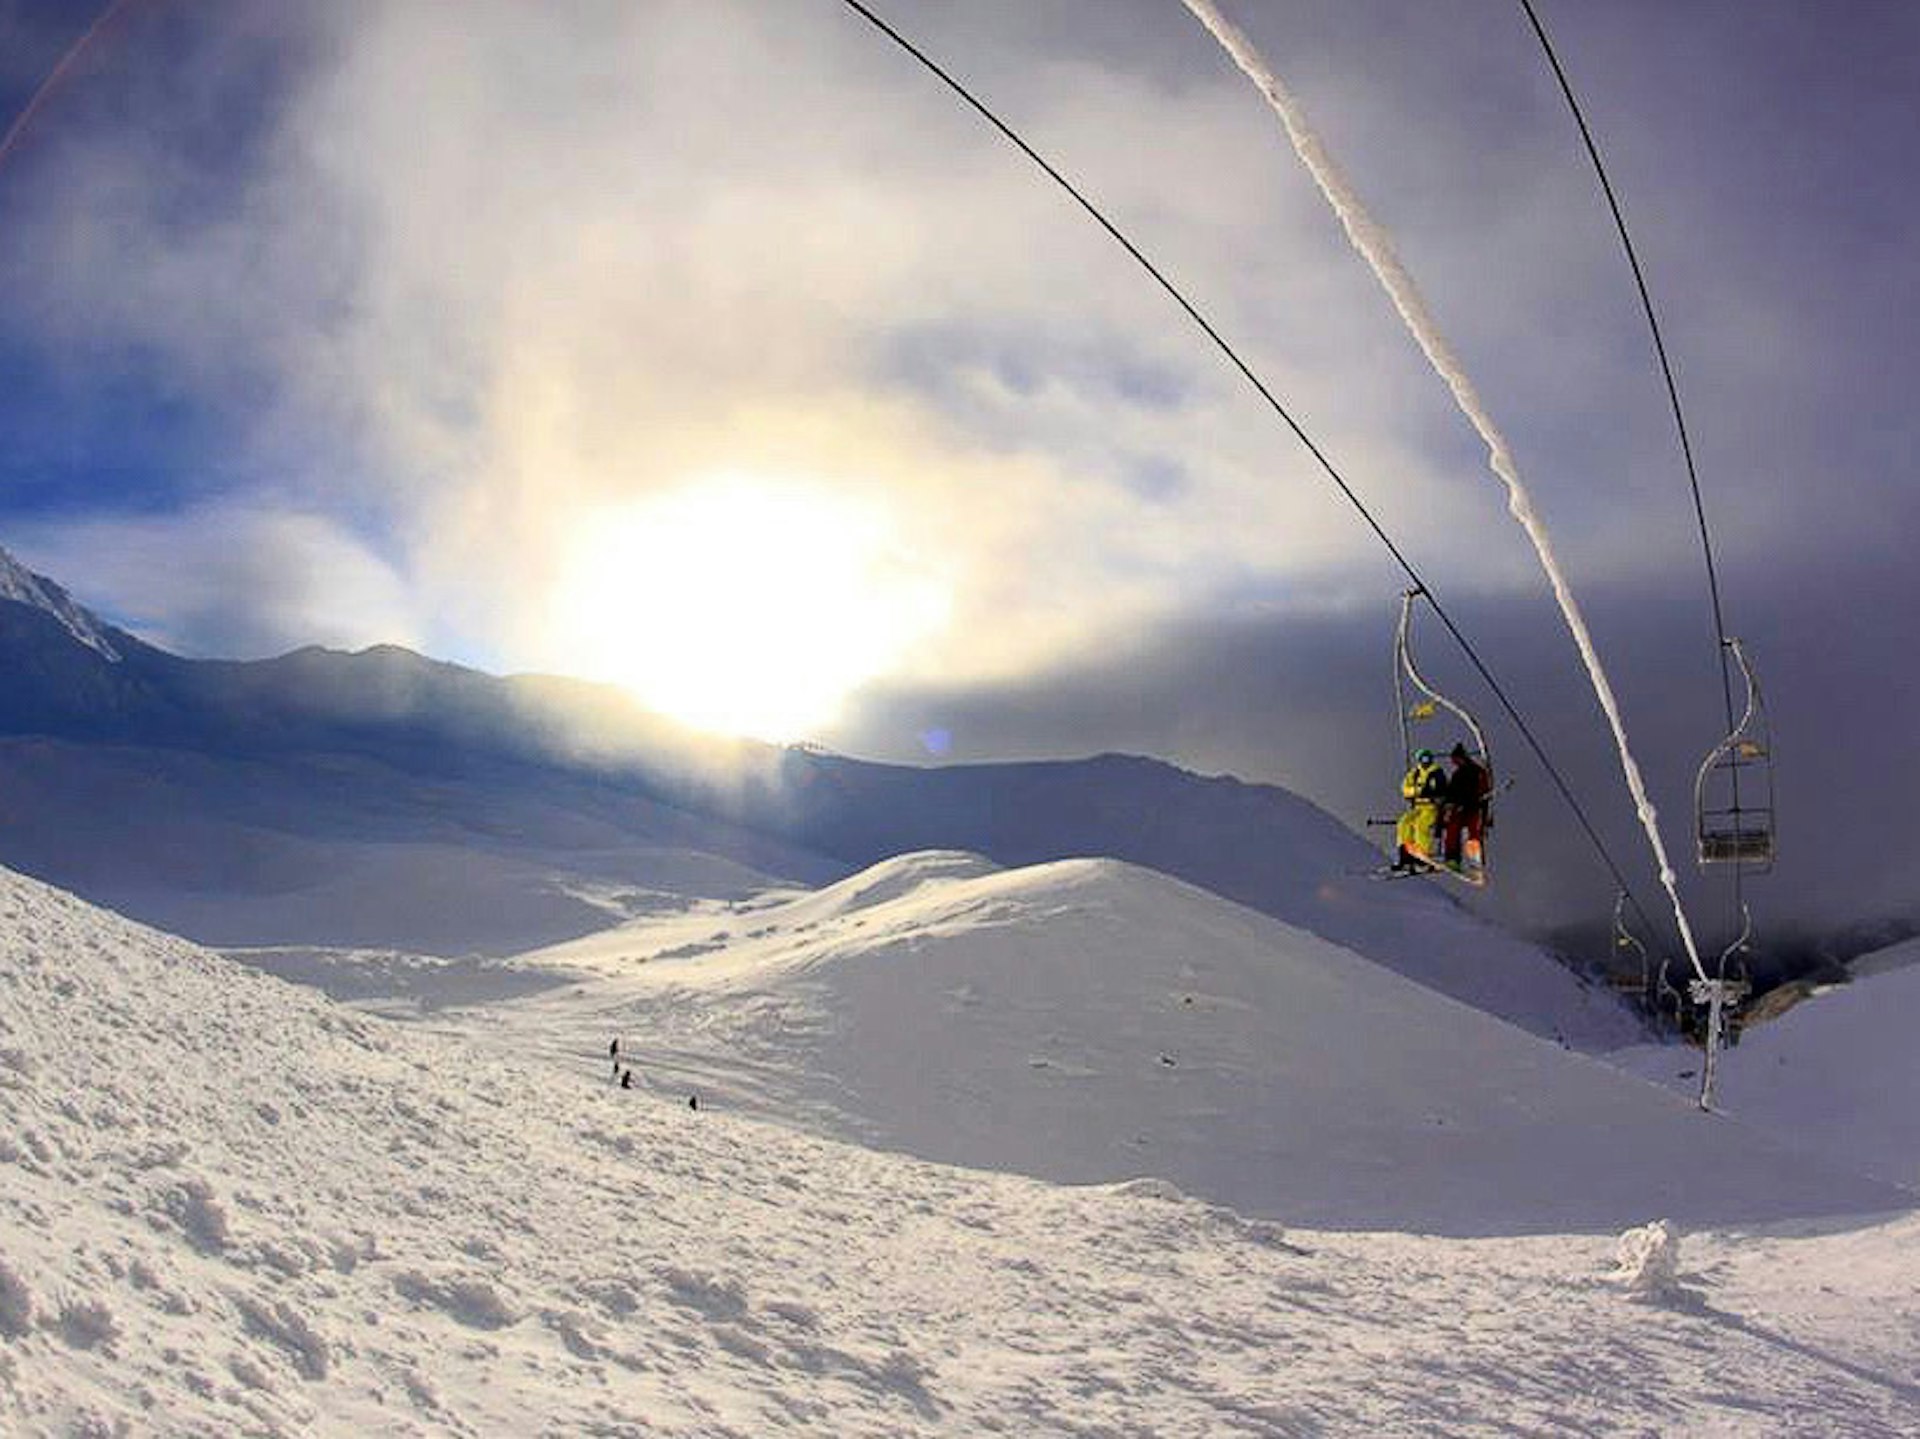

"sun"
[545,474,950,741]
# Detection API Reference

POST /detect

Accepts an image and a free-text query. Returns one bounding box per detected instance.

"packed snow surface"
[4,863,1917,1435]
[1619,949,1920,1191]
[504,852,1903,1235]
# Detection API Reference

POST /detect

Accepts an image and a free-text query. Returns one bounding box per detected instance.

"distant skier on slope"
[609,1037,621,1079]
[620,1067,634,1090]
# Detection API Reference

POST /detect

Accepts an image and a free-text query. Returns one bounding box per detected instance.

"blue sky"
[0,0,1915,942]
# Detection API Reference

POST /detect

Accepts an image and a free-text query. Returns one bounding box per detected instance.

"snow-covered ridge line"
[0,543,120,660]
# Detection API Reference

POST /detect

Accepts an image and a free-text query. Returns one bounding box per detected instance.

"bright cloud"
[0,0,1872,742]
[540,474,952,740]
[1,1,1480,724]
[9,505,424,659]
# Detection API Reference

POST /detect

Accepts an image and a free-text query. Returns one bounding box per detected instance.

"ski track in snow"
[4,864,1918,1435]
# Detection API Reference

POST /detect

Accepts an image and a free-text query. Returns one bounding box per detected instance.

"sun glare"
[547,476,950,741]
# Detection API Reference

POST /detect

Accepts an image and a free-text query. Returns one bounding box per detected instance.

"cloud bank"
[2,0,1627,701]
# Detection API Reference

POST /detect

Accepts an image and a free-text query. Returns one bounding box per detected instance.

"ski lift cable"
[0,0,140,178]
[835,0,1665,941]
[1516,0,1737,721]
[1516,0,1751,926]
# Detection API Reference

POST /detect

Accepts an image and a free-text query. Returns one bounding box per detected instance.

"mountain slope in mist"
[0,548,1633,1045]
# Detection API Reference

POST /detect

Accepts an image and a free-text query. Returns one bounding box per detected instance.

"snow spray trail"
[0,0,141,179]
[1179,0,1706,979]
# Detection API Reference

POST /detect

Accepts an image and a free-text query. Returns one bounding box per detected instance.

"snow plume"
[1179,0,1705,979]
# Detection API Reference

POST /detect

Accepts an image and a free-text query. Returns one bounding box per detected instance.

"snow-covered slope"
[1619,953,1920,1193]
[1850,934,1920,979]
[732,751,1648,1050]
[5,864,1920,1436]
[0,546,120,660]
[506,852,1904,1235]
[0,737,845,955]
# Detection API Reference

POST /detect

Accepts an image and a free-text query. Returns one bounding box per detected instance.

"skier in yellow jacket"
[1393,749,1447,872]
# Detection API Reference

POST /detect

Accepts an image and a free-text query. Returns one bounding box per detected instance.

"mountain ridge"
[0,544,122,660]
[0,546,1637,1044]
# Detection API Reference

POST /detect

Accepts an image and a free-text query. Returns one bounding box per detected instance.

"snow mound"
[1611,1220,1685,1299]
[512,854,1909,1235]
[766,753,1648,1050]
[1848,934,1920,979]
[777,849,1001,924]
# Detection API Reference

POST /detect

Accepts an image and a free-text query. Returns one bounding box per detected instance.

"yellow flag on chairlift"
[1407,700,1437,720]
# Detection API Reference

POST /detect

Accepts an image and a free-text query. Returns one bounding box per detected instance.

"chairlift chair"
[1611,890,1653,1004]
[1391,589,1493,886]
[1694,638,1775,871]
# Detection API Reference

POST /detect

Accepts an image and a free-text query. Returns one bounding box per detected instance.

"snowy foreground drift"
[4,867,1919,1434]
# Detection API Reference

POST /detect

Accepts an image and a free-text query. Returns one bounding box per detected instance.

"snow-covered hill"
[1850,934,1920,979]
[503,851,1901,1234]
[1620,948,1920,1193]
[711,750,1646,1048]
[0,726,1637,1052]
[4,864,1919,1436]
[0,736,845,955]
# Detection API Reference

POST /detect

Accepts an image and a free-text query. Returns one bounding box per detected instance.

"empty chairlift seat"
[1694,640,1775,872]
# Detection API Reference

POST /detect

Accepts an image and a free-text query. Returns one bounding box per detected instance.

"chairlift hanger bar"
[1396,589,1489,765]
